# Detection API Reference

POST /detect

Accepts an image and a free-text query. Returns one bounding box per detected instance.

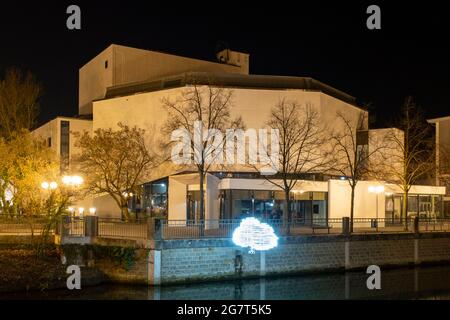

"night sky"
[0,1,449,128]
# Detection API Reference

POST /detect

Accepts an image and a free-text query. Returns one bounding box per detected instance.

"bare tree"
[437,143,450,192]
[382,97,435,228]
[75,123,156,220]
[162,84,243,222]
[0,68,41,139]
[259,100,330,233]
[330,110,385,232]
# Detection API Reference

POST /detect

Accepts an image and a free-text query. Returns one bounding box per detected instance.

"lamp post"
[62,175,84,215]
[368,185,385,230]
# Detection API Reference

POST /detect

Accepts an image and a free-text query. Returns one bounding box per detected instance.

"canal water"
[4,265,450,300]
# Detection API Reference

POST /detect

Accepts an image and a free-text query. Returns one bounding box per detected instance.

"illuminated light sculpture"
[232,217,278,254]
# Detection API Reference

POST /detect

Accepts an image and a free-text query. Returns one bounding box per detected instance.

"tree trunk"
[121,198,130,221]
[199,170,205,236]
[403,190,409,230]
[285,189,291,235]
[350,185,355,233]
[199,171,205,220]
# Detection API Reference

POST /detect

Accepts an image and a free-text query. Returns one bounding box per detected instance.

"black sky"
[0,1,449,128]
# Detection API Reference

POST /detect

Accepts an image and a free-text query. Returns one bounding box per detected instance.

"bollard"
[61,215,72,237]
[148,218,162,240]
[413,216,419,234]
[84,215,98,238]
[342,217,350,236]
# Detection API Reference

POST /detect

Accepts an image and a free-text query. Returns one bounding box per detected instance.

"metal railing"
[160,217,450,239]
[98,217,148,240]
[351,218,411,233]
[61,216,85,237]
[0,214,48,236]
[161,217,346,239]
[4,215,450,241]
[419,218,450,232]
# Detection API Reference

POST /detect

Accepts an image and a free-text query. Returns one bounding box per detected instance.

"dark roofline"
[32,114,93,131]
[99,72,360,108]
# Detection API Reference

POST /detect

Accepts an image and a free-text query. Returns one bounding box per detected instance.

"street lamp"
[89,207,96,215]
[41,181,58,190]
[78,207,84,217]
[62,175,83,187]
[368,185,385,225]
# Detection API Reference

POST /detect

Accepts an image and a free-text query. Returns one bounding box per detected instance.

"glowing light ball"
[232,217,278,253]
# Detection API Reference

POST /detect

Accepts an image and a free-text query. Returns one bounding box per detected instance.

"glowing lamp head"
[72,175,83,186]
[62,175,72,185]
[49,182,58,190]
[41,182,49,190]
[89,207,96,215]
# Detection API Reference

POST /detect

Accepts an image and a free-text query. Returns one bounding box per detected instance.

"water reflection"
[5,265,450,300]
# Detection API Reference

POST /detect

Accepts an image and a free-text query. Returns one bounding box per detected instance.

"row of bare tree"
[0,67,439,231]
[75,84,437,230]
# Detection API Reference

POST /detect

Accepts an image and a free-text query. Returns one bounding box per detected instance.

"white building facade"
[33,45,446,222]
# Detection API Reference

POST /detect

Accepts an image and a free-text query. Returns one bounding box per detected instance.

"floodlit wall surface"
[32,117,92,171]
[145,233,450,285]
[79,44,247,115]
[93,87,364,181]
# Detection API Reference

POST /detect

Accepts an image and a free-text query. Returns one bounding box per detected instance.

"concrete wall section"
[147,233,450,285]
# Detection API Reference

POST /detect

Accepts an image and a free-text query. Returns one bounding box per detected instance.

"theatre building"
[33,44,446,223]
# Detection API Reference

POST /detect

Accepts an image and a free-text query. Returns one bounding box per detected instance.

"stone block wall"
[149,233,450,285]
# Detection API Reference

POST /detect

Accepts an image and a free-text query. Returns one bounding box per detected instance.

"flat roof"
[428,116,450,123]
[100,72,359,107]
[33,115,93,131]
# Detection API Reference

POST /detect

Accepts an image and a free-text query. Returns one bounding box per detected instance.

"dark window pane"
[60,120,70,172]
[356,130,369,145]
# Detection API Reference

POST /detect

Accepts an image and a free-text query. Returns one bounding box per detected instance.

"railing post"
[148,218,162,240]
[413,216,419,234]
[61,215,71,237]
[84,215,98,238]
[342,217,350,236]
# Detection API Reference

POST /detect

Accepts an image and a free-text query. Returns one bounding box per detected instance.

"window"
[47,137,52,147]
[142,179,168,218]
[105,60,108,69]
[60,120,70,172]
[356,130,369,145]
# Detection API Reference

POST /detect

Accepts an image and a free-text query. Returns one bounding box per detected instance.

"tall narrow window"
[60,120,70,172]
[356,130,369,166]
